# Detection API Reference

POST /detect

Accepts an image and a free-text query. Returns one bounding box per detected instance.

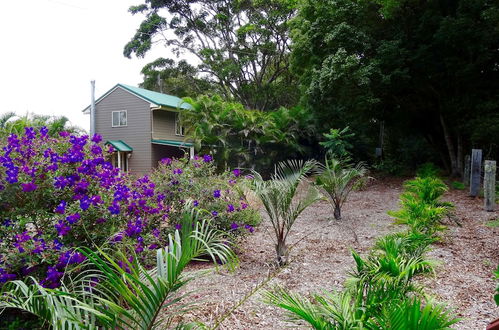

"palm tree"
[0,209,237,329]
[251,159,321,266]
[315,157,368,220]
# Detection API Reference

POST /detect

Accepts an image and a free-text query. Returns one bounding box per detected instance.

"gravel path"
[178,177,498,329]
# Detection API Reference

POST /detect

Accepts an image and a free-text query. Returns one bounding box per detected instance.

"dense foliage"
[291,0,499,174]
[181,95,315,171]
[0,210,237,329]
[265,172,460,328]
[125,0,300,110]
[0,128,257,288]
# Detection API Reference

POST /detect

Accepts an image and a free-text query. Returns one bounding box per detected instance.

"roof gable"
[82,83,192,113]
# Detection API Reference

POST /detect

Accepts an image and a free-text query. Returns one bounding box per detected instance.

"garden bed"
[180,177,498,329]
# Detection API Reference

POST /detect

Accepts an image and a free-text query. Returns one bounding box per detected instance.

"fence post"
[484,160,496,212]
[470,149,482,197]
[463,154,470,186]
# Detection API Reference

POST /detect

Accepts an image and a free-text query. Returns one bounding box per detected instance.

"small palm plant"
[315,156,368,220]
[0,209,237,329]
[251,159,321,266]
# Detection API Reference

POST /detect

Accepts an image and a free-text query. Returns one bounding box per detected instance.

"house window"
[175,112,185,136]
[112,110,127,127]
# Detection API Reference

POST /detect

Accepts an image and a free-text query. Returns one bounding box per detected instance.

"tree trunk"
[439,114,459,177]
[275,241,289,266]
[334,206,341,220]
[457,134,464,178]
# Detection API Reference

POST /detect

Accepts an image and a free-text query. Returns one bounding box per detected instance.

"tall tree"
[124,0,300,110]
[292,0,499,175]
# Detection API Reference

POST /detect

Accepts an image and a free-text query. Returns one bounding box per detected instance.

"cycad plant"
[315,156,368,220]
[251,159,321,266]
[0,209,237,329]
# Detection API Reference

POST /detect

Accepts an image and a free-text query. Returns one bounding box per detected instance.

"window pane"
[120,111,127,126]
[112,112,119,126]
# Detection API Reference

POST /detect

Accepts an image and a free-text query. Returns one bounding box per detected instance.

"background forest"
[125,0,499,175]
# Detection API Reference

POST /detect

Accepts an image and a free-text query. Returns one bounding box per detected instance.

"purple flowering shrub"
[150,156,261,236]
[0,128,168,287]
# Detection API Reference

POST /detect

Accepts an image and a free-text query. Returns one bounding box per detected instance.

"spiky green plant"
[403,177,450,207]
[315,157,368,220]
[0,209,237,329]
[251,159,321,265]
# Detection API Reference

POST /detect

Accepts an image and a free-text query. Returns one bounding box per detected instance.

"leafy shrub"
[416,162,441,178]
[315,157,368,220]
[451,181,465,190]
[389,177,453,236]
[319,126,354,159]
[149,155,260,237]
[265,174,460,329]
[0,128,257,288]
[0,210,237,329]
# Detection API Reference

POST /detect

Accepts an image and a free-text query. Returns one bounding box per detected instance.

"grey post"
[463,154,470,186]
[470,149,482,197]
[484,160,496,212]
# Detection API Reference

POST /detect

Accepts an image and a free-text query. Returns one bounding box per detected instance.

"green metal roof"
[82,83,193,113]
[106,140,133,152]
[151,139,194,148]
[119,84,192,110]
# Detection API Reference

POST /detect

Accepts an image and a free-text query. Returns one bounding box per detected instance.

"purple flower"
[245,224,254,233]
[241,202,248,209]
[175,223,182,230]
[59,131,69,137]
[112,232,124,242]
[80,197,91,211]
[55,201,67,214]
[233,169,241,177]
[227,204,235,212]
[203,154,213,163]
[21,182,37,192]
[152,228,160,238]
[40,126,49,137]
[91,134,102,143]
[161,157,172,165]
[173,168,183,175]
[193,200,199,207]
[95,218,106,224]
[211,211,218,217]
[213,190,221,198]
[16,232,31,243]
[90,144,102,155]
[55,221,71,236]
[108,203,120,215]
[66,213,81,224]
[148,244,159,250]
[230,222,239,230]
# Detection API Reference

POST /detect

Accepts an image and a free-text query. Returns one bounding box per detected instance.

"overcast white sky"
[0,0,173,132]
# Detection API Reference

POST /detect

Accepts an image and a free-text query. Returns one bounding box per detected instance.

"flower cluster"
[0,128,168,287]
[150,156,260,236]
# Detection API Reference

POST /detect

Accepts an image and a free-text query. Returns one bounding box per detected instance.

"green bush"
[416,162,441,178]
[149,155,261,237]
[451,181,465,190]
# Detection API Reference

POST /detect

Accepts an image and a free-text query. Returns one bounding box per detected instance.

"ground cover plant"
[0,128,257,290]
[264,172,460,329]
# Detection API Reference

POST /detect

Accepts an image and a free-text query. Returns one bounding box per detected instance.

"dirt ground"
[179,177,499,329]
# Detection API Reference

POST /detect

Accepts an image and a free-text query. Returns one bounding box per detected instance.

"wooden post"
[463,154,470,186]
[470,149,482,197]
[484,160,496,212]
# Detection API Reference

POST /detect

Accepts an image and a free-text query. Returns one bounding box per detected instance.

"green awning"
[151,139,194,148]
[106,140,133,152]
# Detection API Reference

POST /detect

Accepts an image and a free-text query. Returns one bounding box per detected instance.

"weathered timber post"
[470,149,482,197]
[463,154,470,186]
[484,160,496,212]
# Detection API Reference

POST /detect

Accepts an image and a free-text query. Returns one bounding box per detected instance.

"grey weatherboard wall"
[94,86,152,174]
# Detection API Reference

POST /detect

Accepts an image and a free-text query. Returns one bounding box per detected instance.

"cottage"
[83,83,194,174]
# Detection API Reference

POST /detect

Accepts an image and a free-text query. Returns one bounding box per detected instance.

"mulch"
[177,177,498,329]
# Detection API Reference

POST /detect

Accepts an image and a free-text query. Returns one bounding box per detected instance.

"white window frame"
[175,112,185,136]
[112,110,127,127]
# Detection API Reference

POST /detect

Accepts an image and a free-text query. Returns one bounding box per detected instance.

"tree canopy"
[125,0,300,110]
